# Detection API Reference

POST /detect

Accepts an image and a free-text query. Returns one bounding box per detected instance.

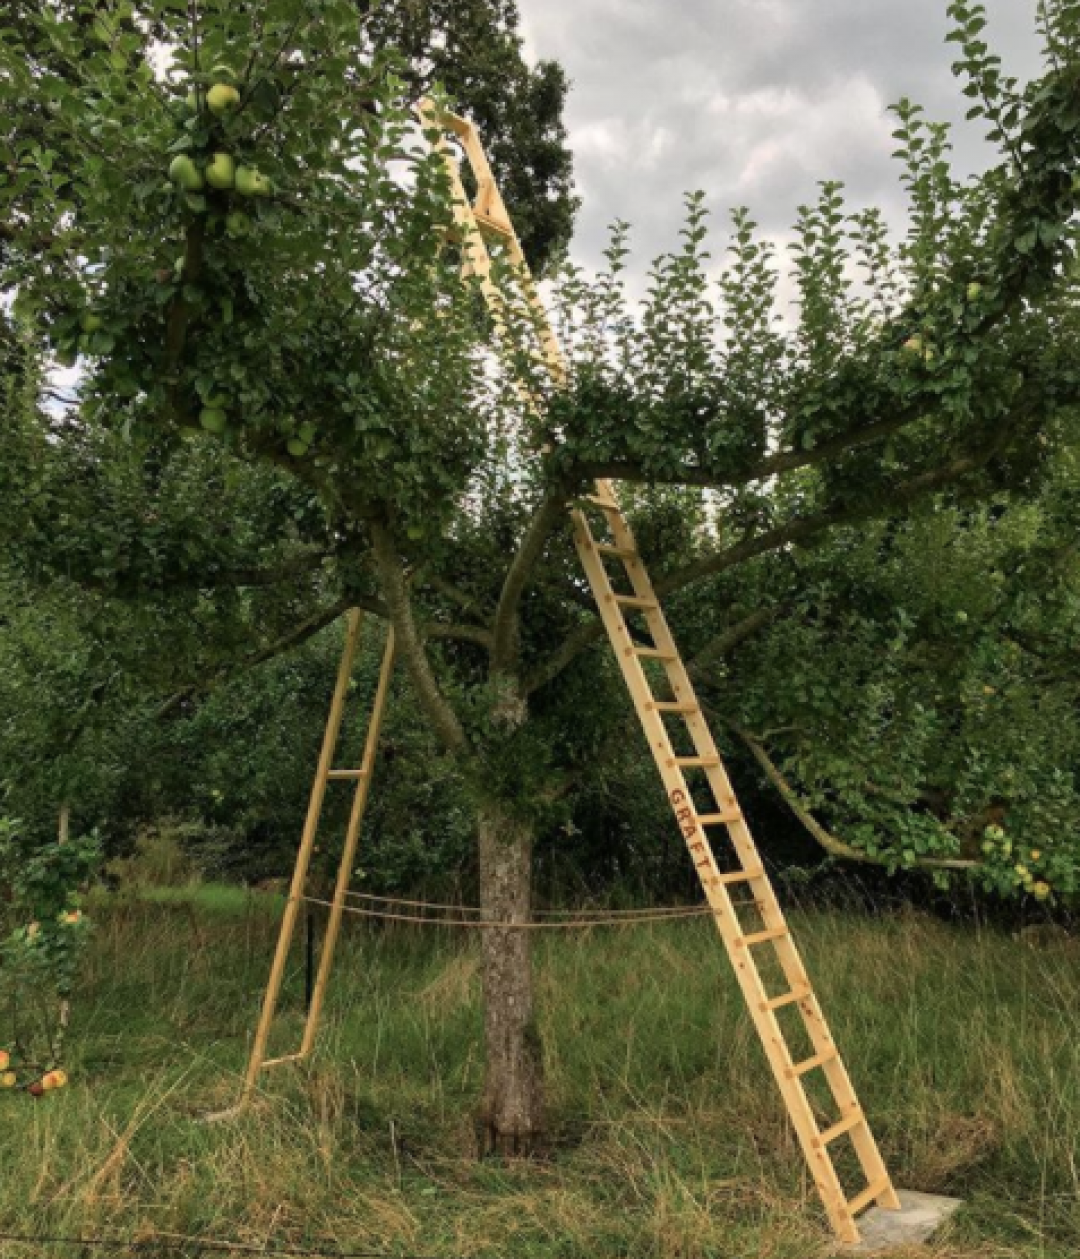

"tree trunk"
[476,796,544,1154]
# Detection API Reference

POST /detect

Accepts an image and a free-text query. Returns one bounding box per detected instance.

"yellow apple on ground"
[1,1071,16,1089]
[207,83,241,116]
[205,152,236,190]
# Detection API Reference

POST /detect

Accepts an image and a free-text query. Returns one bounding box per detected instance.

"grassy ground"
[1,886,1078,1258]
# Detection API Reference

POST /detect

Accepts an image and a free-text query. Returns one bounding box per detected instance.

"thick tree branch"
[525,429,1014,696]
[369,520,468,752]
[729,723,979,872]
[491,488,570,676]
[688,607,781,672]
[578,409,928,495]
[155,595,355,719]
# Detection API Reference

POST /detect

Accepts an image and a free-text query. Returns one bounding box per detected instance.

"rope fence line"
[339,887,722,918]
[301,894,720,930]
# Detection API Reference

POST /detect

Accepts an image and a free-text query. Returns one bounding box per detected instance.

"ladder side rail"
[243,609,367,1096]
[299,627,397,1057]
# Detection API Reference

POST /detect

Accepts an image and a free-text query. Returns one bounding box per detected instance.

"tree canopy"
[6,0,1080,1148]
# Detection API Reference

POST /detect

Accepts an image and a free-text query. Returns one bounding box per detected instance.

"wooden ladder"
[572,481,899,1242]
[241,612,396,1100]
[421,100,901,1242]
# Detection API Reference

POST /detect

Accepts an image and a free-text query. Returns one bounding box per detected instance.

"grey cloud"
[518,0,1045,276]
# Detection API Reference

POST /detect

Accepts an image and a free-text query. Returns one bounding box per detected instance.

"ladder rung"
[847,1175,893,1217]
[816,1109,864,1148]
[631,645,676,661]
[712,866,765,885]
[738,926,788,947]
[596,543,638,560]
[474,209,514,238]
[653,701,697,715]
[698,809,741,826]
[583,494,620,512]
[328,769,367,781]
[613,595,657,611]
[261,1053,305,1070]
[789,1048,837,1078]
[673,756,720,769]
[761,984,811,1012]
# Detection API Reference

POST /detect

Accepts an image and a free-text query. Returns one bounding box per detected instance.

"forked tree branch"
[369,520,468,752]
[491,488,571,676]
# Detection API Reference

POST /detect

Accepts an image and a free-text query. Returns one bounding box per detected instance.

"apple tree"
[6,0,1080,1151]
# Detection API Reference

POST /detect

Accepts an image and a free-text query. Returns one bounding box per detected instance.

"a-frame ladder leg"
[299,627,396,1057]
[242,609,366,1100]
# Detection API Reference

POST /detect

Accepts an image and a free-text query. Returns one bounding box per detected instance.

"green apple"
[168,154,204,191]
[207,83,240,116]
[225,210,251,237]
[901,335,923,355]
[286,437,309,458]
[966,281,983,302]
[205,152,236,190]
[235,165,272,197]
[200,406,227,434]
[923,347,936,365]
[80,312,103,334]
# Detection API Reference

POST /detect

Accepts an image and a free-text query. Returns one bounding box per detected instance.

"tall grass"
[1,889,1078,1258]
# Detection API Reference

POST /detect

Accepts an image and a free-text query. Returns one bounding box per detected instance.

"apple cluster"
[168,68,272,202]
[0,1049,69,1096]
[168,65,279,445]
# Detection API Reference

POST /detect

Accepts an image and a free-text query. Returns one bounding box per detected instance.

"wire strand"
[0,1230,455,1259]
[340,888,714,918]
[301,894,717,929]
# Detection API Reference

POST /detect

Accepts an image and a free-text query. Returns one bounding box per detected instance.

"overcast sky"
[517,0,1046,280]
